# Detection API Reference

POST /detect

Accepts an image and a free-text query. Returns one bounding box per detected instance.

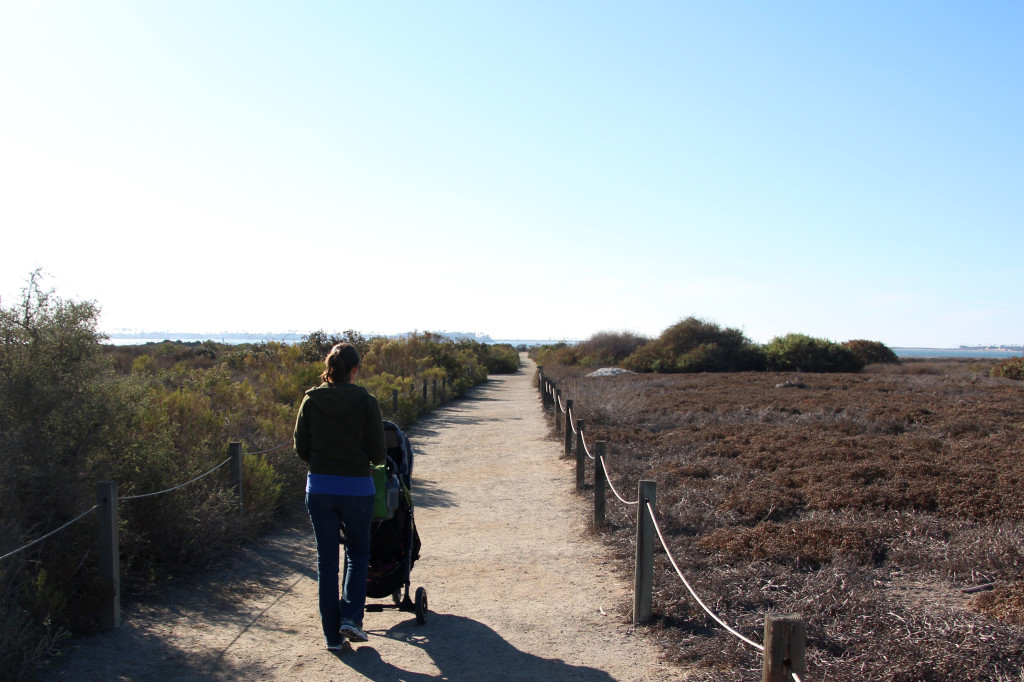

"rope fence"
[538,366,806,682]
[0,505,99,563]
[119,457,233,501]
[0,435,298,631]
[3,373,456,631]
[242,440,292,456]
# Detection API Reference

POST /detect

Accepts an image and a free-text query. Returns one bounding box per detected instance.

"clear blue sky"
[1,2,1020,347]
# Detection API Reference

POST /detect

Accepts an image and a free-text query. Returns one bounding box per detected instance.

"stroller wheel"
[392,589,402,605]
[414,587,428,624]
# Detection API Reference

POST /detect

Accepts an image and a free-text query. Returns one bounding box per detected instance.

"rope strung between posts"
[599,456,639,505]
[2,441,270,562]
[120,457,233,501]
[580,431,595,459]
[0,505,99,563]
[543,372,803,677]
[646,501,764,652]
[243,440,291,456]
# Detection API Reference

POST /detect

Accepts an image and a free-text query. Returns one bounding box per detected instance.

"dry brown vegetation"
[540,358,1024,681]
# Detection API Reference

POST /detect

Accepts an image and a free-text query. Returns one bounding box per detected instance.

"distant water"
[894,348,1021,359]
[104,334,303,346]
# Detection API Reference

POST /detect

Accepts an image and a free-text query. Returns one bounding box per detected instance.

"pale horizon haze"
[1,3,1021,347]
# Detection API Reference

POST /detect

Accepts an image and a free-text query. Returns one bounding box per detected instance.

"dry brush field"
[542,359,1024,681]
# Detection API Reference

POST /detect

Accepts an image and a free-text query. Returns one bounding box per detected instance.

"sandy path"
[42,357,678,681]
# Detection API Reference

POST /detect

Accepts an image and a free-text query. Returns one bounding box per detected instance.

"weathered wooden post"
[594,441,607,524]
[229,441,243,507]
[422,379,428,404]
[392,389,399,416]
[96,481,120,630]
[563,399,574,456]
[762,614,806,682]
[634,480,657,624]
[432,378,437,403]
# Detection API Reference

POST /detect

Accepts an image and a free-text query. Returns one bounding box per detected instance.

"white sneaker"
[339,620,368,643]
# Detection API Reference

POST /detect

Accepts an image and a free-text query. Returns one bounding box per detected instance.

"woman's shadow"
[334,612,616,681]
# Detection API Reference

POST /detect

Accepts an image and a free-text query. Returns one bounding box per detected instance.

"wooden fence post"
[564,399,574,456]
[432,378,437,403]
[96,481,120,630]
[229,442,243,508]
[634,480,657,624]
[594,441,607,525]
[422,379,428,404]
[392,389,399,416]
[762,614,806,682]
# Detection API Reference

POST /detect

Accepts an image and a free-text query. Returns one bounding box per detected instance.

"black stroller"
[344,420,427,624]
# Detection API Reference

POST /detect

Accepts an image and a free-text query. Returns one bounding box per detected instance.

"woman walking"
[294,342,386,649]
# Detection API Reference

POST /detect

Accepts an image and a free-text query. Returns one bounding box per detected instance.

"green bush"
[764,333,865,373]
[992,357,1024,380]
[479,343,521,373]
[532,342,577,367]
[578,331,650,368]
[1,276,499,679]
[844,339,900,365]
[624,317,764,373]
[0,272,147,677]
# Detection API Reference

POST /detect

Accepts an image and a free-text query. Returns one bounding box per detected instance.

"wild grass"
[540,359,1024,680]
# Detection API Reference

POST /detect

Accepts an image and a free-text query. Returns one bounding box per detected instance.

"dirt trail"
[43,356,678,681]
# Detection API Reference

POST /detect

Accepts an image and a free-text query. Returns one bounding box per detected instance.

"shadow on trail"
[335,613,616,681]
[408,476,457,509]
[42,517,319,681]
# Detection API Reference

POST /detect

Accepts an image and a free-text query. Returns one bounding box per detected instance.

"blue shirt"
[306,473,375,496]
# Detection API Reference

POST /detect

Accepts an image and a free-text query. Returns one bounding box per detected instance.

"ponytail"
[321,343,361,384]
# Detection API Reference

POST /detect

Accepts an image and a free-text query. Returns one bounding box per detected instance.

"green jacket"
[293,382,386,477]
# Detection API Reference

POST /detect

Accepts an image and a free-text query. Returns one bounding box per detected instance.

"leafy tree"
[0,272,144,677]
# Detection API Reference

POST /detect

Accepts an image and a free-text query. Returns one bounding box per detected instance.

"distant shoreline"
[101,334,1022,358]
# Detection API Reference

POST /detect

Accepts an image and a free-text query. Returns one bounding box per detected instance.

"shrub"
[844,339,900,365]
[992,357,1024,381]
[478,343,520,373]
[0,272,148,677]
[624,317,764,373]
[764,333,865,373]
[299,329,368,362]
[0,276,500,679]
[569,331,649,368]
[533,342,577,368]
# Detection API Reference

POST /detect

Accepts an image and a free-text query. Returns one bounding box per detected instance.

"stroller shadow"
[336,613,616,681]
[408,476,457,509]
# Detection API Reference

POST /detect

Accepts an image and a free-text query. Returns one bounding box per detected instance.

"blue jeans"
[305,492,375,644]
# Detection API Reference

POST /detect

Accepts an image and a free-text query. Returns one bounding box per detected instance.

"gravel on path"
[42,356,679,681]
